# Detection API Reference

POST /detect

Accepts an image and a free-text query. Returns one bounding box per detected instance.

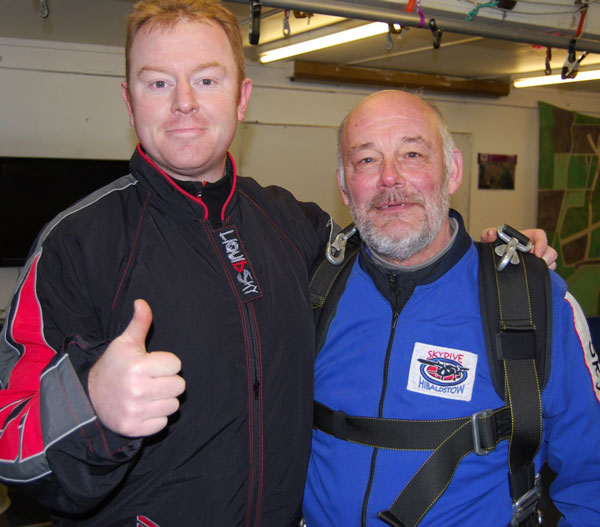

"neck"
[170,159,228,184]
[371,217,457,270]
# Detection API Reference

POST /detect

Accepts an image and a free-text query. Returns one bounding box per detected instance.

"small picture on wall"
[477,153,517,190]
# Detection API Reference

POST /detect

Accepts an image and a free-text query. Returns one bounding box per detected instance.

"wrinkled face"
[339,92,462,266]
[122,19,252,182]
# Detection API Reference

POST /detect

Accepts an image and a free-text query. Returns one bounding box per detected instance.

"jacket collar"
[130,144,238,222]
[358,209,472,305]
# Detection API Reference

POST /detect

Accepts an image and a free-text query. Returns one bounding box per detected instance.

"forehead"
[343,95,441,148]
[131,18,232,61]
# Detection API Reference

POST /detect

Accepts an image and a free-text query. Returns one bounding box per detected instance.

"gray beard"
[349,184,449,264]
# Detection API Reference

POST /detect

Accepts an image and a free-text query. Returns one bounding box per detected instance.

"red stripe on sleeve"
[0,254,57,460]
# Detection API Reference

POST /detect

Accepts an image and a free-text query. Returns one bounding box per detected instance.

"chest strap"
[314,402,513,527]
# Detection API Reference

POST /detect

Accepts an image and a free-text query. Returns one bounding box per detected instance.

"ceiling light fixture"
[259,22,390,64]
[513,68,600,88]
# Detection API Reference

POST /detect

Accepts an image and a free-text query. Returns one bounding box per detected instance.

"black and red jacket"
[0,146,331,526]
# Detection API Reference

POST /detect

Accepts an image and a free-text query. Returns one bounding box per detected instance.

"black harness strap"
[479,244,546,526]
[314,401,511,452]
[314,402,513,527]
[309,249,358,311]
[310,228,360,354]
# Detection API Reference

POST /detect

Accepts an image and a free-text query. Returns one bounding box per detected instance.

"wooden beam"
[291,60,511,97]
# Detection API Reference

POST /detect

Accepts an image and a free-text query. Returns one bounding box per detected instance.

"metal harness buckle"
[510,474,543,527]
[326,225,357,265]
[471,409,494,456]
[495,224,532,272]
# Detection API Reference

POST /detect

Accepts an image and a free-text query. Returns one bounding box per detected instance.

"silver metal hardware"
[510,474,543,527]
[326,225,357,265]
[471,409,494,456]
[495,225,532,272]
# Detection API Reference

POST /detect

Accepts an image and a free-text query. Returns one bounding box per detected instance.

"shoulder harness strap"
[310,224,361,355]
[312,226,552,527]
[476,232,552,527]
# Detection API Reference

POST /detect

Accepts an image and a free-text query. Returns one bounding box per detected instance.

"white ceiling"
[1,0,599,94]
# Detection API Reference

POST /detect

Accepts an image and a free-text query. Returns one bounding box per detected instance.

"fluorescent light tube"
[513,69,600,88]
[259,22,389,64]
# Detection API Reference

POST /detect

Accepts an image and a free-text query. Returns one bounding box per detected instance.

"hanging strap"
[477,243,546,527]
[310,225,361,354]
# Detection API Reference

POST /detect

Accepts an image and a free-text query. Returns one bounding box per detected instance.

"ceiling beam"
[229,0,600,54]
[291,60,511,97]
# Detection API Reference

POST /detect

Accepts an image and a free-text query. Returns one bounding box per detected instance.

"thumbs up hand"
[88,299,186,437]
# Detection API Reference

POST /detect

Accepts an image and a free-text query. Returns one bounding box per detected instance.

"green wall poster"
[537,102,600,316]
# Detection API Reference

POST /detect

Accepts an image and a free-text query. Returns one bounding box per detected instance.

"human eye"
[142,75,172,91]
[350,156,370,169]
[351,154,379,173]
[193,76,218,88]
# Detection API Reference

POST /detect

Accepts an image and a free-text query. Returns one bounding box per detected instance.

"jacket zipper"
[243,302,263,527]
[203,220,263,527]
[360,274,413,527]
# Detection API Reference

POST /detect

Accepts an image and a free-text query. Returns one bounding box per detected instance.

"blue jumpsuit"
[304,215,600,527]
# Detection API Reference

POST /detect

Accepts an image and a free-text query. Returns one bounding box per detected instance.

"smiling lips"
[165,119,209,135]
[377,202,410,210]
[372,192,424,212]
[166,126,206,135]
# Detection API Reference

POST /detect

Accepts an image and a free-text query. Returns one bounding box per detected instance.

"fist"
[88,299,186,437]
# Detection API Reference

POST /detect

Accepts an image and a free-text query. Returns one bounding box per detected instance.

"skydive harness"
[309,224,552,527]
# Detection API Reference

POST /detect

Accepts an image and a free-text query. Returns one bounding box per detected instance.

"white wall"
[243,62,600,239]
[1,39,600,314]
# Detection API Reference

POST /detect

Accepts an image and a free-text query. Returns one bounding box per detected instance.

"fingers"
[521,229,547,256]
[117,379,184,437]
[541,246,558,271]
[142,369,186,400]
[142,351,183,378]
[520,229,557,269]
[136,417,169,438]
[88,300,186,438]
[479,227,498,243]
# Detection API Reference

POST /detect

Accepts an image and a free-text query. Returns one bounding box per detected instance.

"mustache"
[369,190,425,209]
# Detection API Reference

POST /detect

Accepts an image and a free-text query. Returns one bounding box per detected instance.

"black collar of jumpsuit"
[358,209,472,308]
[174,157,234,229]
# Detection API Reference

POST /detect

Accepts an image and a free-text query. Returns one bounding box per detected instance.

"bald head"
[335,89,463,267]
[337,90,456,191]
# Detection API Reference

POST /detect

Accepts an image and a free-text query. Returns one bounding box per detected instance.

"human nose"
[172,81,198,114]
[378,158,405,188]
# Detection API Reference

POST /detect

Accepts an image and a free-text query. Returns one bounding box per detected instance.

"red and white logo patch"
[407,342,478,402]
[213,226,262,302]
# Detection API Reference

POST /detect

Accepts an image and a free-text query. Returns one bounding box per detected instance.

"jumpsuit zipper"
[244,302,263,527]
[203,219,263,527]
[361,273,414,527]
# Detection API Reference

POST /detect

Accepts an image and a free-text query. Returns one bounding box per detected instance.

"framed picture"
[477,153,517,190]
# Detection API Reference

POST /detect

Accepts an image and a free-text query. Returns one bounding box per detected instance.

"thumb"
[120,299,153,348]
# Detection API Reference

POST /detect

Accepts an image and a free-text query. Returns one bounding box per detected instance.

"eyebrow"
[347,142,375,156]
[137,61,225,76]
[347,135,432,156]
[402,136,432,149]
